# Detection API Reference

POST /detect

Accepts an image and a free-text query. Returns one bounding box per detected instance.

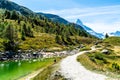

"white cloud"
[85,22,120,33]
[39,5,120,19]
[39,5,120,33]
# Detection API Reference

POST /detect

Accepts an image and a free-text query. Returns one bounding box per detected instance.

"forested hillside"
[0,9,96,52]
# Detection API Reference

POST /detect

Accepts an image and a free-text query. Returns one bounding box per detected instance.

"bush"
[88,52,108,64]
[112,63,120,71]
[95,53,104,60]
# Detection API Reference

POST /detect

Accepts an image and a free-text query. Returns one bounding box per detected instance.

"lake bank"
[0,49,79,80]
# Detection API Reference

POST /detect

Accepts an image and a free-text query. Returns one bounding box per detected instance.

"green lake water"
[0,58,54,80]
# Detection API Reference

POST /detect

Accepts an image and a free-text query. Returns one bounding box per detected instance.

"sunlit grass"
[77,50,120,78]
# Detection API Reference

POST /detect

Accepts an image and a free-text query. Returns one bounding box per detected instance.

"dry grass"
[112,46,120,55]
[77,54,100,71]
[77,50,120,78]
[33,57,65,80]
[19,33,64,50]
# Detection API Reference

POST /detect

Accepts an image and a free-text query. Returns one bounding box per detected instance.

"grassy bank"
[33,57,65,80]
[104,37,120,46]
[77,49,120,78]
[80,44,91,51]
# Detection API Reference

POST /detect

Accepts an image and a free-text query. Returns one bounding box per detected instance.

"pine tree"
[4,10,11,19]
[5,24,15,41]
[11,10,19,20]
[21,30,26,40]
[105,33,109,38]
[3,24,19,52]
[27,26,34,37]
[55,35,62,44]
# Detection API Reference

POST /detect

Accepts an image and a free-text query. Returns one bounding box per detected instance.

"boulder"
[101,49,109,54]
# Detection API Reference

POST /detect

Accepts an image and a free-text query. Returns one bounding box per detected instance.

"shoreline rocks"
[0,49,79,61]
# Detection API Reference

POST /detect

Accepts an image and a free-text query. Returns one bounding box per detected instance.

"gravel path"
[60,48,108,80]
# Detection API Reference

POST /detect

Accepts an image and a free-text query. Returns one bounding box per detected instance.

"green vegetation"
[77,37,120,78]
[19,33,64,50]
[77,48,120,77]
[105,33,109,38]
[104,37,120,46]
[0,9,95,53]
[77,53,97,70]
[33,57,65,80]
[80,45,91,51]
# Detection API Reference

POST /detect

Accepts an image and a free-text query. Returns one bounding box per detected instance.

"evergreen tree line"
[4,10,91,38]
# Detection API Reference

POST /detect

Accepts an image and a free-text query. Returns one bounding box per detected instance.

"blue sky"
[11,0,120,33]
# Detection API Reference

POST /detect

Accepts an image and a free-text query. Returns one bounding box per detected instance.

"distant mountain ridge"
[37,13,86,30]
[37,13,69,24]
[0,0,34,15]
[76,19,104,39]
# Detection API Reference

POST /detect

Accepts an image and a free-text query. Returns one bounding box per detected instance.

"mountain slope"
[37,13,69,24]
[0,0,34,15]
[0,0,88,36]
[0,0,90,36]
[37,13,88,32]
[0,0,86,32]
[76,19,104,39]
